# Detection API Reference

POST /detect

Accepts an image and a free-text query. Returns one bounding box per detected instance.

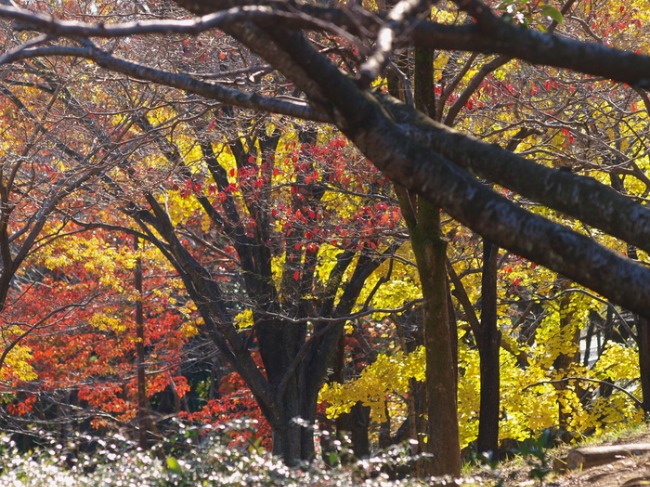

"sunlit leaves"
[320,347,425,423]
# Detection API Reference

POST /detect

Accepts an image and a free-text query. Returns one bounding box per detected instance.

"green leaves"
[541,5,564,24]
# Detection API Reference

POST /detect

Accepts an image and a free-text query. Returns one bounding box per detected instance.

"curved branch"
[411,21,650,89]
[523,376,643,409]
[0,44,330,122]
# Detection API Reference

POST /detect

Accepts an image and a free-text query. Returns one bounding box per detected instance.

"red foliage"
[180,369,272,449]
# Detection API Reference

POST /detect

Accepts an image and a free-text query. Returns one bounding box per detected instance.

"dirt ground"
[548,429,650,487]
[554,456,650,486]
[467,428,650,486]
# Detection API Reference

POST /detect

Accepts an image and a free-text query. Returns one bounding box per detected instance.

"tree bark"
[270,376,316,464]
[476,240,500,457]
[410,199,461,478]
[389,43,460,478]
[637,316,650,413]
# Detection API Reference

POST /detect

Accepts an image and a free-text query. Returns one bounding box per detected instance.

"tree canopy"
[0,0,649,480]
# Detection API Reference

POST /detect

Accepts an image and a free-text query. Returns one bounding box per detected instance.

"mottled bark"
[410,201,461,477]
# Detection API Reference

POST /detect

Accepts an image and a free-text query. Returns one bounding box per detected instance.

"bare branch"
[0,43,330,122]
[357,0,427,89]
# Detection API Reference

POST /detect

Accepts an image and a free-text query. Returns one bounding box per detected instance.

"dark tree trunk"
[636,316,650,413]
[476,240,501,457]
[270,381,316,464]
[257,316,317,465]
[626,245,650,414]
[335,402,371,458]
[332,331,371,459]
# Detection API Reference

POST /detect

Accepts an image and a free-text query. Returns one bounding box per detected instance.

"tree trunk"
[332,331,371,458]
[626,245,650,413]
[476,240,501,457]
[270,375,316,465]
[553,278,580,436]
[636,317,650,413]
[411,199,461,478]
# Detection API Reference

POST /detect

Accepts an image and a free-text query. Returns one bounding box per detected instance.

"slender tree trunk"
[636,316,650,413]
[390,43,460,478]
[134,237,150,450]
[476,240,501,457]
[553,278,580,436]
[628,245,650,413]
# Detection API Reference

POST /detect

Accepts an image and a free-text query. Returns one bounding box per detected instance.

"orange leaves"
[0,227,194,425]
[6,394,36,416]
[179,367,272,449]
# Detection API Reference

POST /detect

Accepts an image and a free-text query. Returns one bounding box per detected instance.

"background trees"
[0,0,648,480]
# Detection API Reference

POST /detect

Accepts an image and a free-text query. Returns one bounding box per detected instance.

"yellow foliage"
[234,309,254,330]
[179,322,200,338]
[319,347,425,423]
[0,343,37,382]
[88,312,127,333]
[592,342,639,382]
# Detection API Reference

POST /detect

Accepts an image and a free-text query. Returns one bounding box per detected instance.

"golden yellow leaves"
[319,346,425,424]
[234,308,254,330]
[0,342,37,382]
[89,312,126,333]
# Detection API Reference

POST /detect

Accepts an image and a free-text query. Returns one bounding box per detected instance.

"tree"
[2,0,650,476]
[2,21,406,464]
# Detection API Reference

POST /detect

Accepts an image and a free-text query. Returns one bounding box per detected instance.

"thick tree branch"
[4,1,649,90]
[259,30,650,319]
[385,97,650,256]
[411,21,650,89]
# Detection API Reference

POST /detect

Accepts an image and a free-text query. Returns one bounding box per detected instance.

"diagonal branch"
[357,0,429,89]
[0,44,330,122]
[384,97,650,256]
[259,30,650,318]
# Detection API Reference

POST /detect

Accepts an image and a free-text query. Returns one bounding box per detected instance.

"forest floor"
[551,427,650,487]
[487,425,650,486]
